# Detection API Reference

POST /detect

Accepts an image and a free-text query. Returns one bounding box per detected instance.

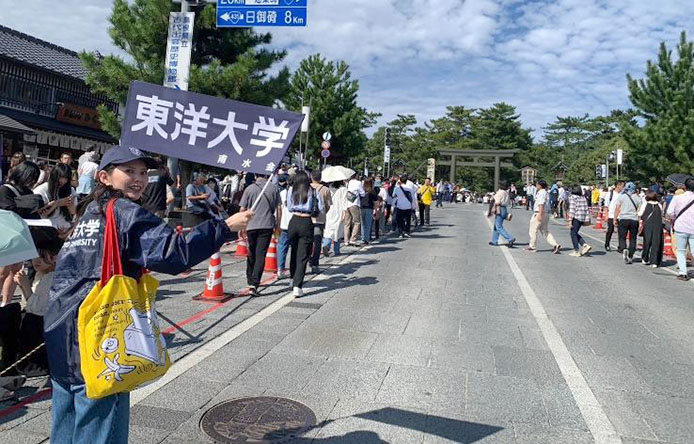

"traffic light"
[385,128,391,146]
[595,165,601,178]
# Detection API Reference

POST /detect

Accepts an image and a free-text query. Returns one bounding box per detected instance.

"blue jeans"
[570,218,586,250]
[51,379,130,444]
[675,231,694,276]
[492,207,514,245]
[361,208,374,243]
[322,237,341,255]
[277,229,290,272]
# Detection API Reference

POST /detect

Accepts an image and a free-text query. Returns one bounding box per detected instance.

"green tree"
[80,0,290,138]
[623,30,694,180]
[284,54,379,165]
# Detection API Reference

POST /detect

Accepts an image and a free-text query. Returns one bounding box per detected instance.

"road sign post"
[217,0,308,28]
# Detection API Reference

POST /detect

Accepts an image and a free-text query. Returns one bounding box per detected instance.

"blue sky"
[2,0,693,139]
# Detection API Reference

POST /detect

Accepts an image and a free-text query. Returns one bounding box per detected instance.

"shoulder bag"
[78,199,171,399]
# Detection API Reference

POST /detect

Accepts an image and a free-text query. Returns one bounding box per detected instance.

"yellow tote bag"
[78,199,171,399]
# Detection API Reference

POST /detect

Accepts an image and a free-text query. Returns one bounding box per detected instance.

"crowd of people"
[0,145,462,441]
[487,178,694,280]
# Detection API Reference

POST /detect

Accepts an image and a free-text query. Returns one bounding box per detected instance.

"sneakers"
[292,287,304,297]
[677,274,690,281]
[552,245,561,254]
[580,244,592,256]
[569,251,582,257]
[651,264,659,268]
[507,238,516,248]
[248,286,259,297]
[311,266,320,274]
[322,246,331,257]
[525,247,537,252]
[642,260,650,266]
[277,270,289,279]
[605,245,612,252]
[623,250,629,263]
[489,242,499,246]
[403,233,411,238]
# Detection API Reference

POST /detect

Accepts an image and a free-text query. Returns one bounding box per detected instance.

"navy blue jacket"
[44,197,233,384]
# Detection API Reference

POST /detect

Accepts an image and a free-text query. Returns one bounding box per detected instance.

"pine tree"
[283,54,378,165]
[80,0,290,138]
[623,31,694,180]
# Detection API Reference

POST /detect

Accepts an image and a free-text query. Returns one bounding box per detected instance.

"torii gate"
[437,149,519,191]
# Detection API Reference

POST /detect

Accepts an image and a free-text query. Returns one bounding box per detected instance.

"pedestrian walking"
[323,181,347,256]
[526,180,560,253]
[435,180,444,208]
[525,183,536,211]
[666,178,694,280]
[45,146,252,444]
[489,183,516,247]
[344,173,364,245]
[568,186,592,257]
[418,178,435,225]
[604,182,625,250]
[239,173,281,297]
[286,171,324,297]
[393,174,415,238]
[360,178,378,244]
[639,191,664,267]
[277,174,292,278]
[509,183,517,209]
[615,182,643,264]
[310,170,332,273]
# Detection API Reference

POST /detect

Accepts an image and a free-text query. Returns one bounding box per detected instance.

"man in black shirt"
[142,158,173,218]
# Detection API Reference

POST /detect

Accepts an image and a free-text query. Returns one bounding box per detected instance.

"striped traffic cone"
[235,238,249,257]
[593,208,603,229]
[664,230,675,257]
[193,253,234,302]
[264,237,278,273]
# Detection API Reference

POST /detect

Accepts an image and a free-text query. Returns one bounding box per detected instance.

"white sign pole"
[164,6,195,187]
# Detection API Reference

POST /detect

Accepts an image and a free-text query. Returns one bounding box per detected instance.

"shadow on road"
[266,407,504,444]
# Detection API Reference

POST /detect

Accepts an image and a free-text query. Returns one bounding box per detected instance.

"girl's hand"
[226,210,253,232]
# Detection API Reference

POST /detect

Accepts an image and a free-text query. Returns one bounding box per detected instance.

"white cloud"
[2,0,694,140]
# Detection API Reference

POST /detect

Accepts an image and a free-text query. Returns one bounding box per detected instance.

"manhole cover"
[200,397,317,443]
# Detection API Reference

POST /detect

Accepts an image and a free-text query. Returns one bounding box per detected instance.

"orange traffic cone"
[193,253,234,302]
[593,208,603,229]
[664,230,675,257]
[235,237,249,257]
[264,236,278,273]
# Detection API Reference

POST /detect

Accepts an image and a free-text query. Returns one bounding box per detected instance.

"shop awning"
[0,113,36,134]
[0,106,116,143]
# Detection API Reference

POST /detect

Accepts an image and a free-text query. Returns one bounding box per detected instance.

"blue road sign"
[321,149,330,159]
[218,0,307,7]
[217,0,307,28]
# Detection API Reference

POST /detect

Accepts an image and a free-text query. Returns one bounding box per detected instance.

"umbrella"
[666,173,694,188]
[321,166,355,183]
[0,210,38,267]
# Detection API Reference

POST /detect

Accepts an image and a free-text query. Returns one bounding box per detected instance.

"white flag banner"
[164,12,195,91]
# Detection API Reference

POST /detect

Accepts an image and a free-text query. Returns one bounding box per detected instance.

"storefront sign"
[56,103,102,130]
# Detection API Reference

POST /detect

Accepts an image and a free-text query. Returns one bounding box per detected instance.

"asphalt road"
[2,202,693,443]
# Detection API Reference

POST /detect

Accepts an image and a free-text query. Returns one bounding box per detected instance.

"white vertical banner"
[383,145,391,164]
[616,149,623,165]
[301,106,310,133]
[164,12,195,91]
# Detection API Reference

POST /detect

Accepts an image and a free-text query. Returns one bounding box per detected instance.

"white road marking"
[131,243,374,406]
[485,216,623,444]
